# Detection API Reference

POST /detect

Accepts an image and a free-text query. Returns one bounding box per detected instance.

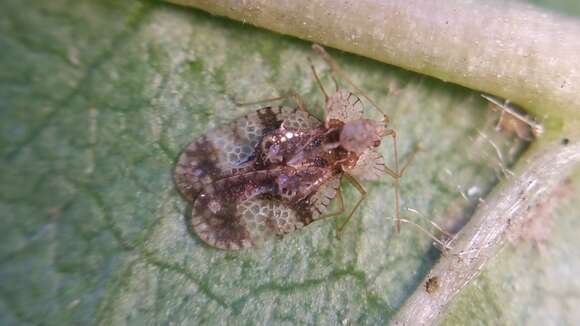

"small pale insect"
[175,45,414,250]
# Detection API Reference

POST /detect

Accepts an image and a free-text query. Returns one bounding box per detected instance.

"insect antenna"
[307,56,329,101]
[331,74,340,92]
[312,44,389,123]
[381,131,422,233]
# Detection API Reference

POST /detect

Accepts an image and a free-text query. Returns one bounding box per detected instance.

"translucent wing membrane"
[346,148,387,181]
[308,175,341,218]
[175,106,320,201]
[191,169,337,250]
[325,91,363,122]
[239,198,304,246]
[278,107,321,130]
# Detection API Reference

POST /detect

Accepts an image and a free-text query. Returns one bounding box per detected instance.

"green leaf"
[1,0,578,324]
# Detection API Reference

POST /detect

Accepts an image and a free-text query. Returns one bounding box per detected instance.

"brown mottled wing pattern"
[177,106,323,250]
[194,192,309,250]
[190,169,309,250]
[238,197,306,246]
[191,170,341,250]
[191,172,265,250]
[241,175,342,247]
[326,90,363,122]
[237,173,339,246]
[175,106,320,201]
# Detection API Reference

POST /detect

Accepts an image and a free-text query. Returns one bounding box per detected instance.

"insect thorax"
[255,120,359,172]
[252,117,385,202]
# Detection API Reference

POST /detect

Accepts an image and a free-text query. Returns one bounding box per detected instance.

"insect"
[175,44,416,250]
[425,276,440,294]
[481,94,543,141]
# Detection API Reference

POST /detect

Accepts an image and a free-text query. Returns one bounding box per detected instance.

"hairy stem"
[166,0,580,134]
[391,139,580,325]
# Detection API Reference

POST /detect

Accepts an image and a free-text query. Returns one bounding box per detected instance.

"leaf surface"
[0,0,578,324]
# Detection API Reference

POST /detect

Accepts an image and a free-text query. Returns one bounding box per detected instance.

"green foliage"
[0,0,577,324]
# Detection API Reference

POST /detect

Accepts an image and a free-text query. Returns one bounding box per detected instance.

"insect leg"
[381,129,421,232]
[312,44,391,122]
[382,130,421,179]
[381,132,449,249]
[336,173,368,238]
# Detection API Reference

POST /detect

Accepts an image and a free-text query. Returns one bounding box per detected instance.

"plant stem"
[166,0,580,135]
[390,138,580,325]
